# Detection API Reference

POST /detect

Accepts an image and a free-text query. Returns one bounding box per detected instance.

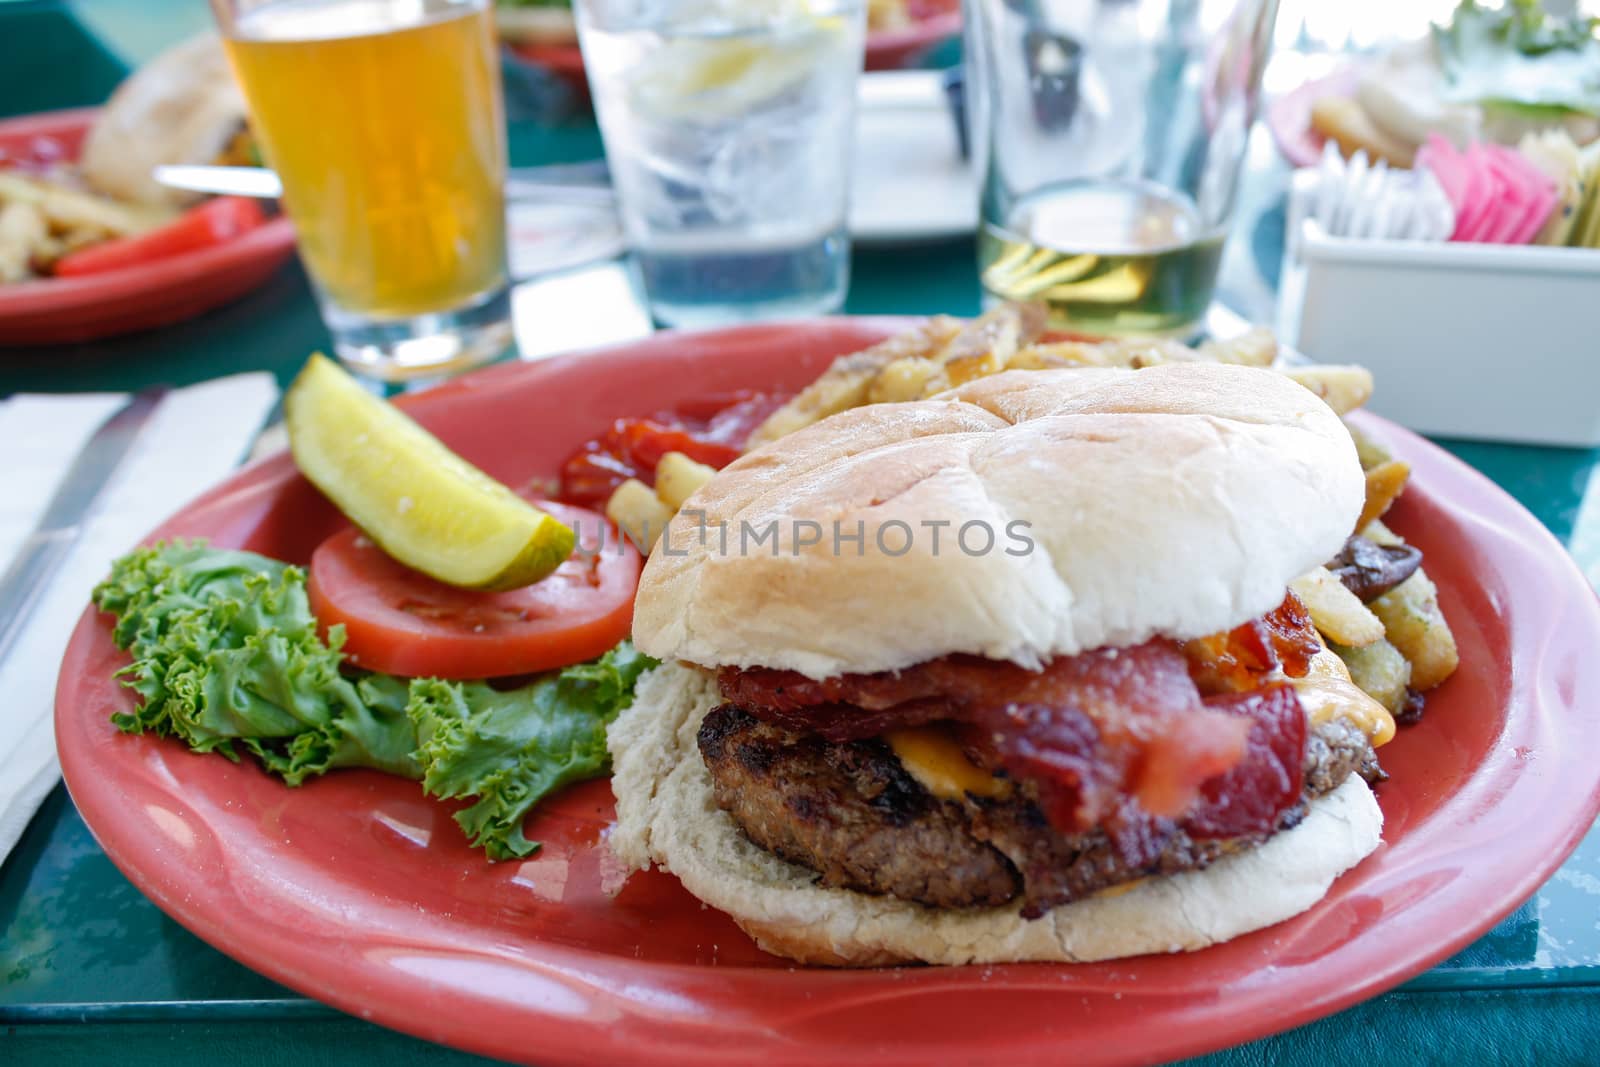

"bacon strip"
[718,595,1317,851]
[723,642,1257,833]
[1184,594,1320,695]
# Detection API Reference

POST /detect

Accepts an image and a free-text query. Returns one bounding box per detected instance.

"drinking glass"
[575,0,867,328]
[211,0,513,381]
[965,0,1279,338]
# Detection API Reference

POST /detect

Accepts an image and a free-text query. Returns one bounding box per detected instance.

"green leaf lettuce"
[409,642,655,859]
[93,542,655,859]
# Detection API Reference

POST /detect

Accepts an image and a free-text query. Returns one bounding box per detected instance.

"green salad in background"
[1435,0,1600,117]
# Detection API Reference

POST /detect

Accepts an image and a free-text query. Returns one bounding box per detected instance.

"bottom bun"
[608,662,1384,967]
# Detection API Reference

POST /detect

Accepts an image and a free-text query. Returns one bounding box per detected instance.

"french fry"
[1197,327,1278,367]
[1004,343,1092,370]
[605,478,672,552]
[1100,337,1198,369]
[936,302,1046,373]
[0,200,45,282]
[1360,517,1403,547]
[866,357,941,403]
[1332,638,1413,712]
[1358,460,1411,531]
[1344,421,1396,471]
[1008,341,1113,368]
[1370,570,1459,690]
[747,316,965,445]
[0,171,171,238]
[1284,365,1374,415]
[1292,566,1386,647]
[654,451,716,510]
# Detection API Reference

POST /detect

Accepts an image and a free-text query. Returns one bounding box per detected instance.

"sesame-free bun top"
[632,362,1364,678]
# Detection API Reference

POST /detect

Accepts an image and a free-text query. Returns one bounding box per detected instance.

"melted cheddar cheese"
[1291,646,1397,747]
[885,727,1008,800]
[886,647,1394,804]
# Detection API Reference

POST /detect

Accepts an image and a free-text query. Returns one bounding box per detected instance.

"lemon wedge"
[285,354,575,591]
[629,13,848,123]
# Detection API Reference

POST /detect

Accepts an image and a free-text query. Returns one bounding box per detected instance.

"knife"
[0,387,167,668]
[153,163,618,207]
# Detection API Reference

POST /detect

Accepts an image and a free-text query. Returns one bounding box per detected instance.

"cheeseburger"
[609,362,1394,966]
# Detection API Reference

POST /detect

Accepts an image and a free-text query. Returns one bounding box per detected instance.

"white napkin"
[0,373,279,865]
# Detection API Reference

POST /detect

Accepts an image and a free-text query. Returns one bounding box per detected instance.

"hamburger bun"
[607,661,1384,966]
[633,362,1364,679]
[80,33,249,208]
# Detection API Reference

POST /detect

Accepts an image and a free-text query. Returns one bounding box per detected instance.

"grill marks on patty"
[698,706,1381,916]
[698,707,1020,908]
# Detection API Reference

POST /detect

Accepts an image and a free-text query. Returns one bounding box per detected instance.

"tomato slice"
[307,499,640,679]
[54,196,266,277]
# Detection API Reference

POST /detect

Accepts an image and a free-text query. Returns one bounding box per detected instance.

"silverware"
[0,387,167,667]
[154,164,285,199]
[154,163,617,207]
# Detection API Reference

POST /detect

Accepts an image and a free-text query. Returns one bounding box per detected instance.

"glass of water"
[576,0,866,328]
[965,0,1278,338]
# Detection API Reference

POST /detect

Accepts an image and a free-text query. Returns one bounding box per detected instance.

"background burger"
[609,361,1394,966]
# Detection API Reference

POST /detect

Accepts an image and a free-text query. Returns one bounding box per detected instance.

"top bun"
[633,362,1363,678]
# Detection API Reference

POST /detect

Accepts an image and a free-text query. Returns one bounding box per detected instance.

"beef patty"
[698,706,1381,916]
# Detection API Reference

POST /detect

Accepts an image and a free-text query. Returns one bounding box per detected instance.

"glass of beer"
[212,0,512,381]
[965,0,1278,338]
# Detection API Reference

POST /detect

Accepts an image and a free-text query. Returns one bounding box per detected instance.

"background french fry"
[0,171,171,237]
[1345,421,1396,471]
[0,201,45,282]
[867,357,940,403]
[1283,365,1374,415]
[747,316,966,445]
[1197,327,1278,367]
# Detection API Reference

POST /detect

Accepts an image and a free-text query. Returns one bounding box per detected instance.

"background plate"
[0,109,297,346]
[56,319,1600,1066]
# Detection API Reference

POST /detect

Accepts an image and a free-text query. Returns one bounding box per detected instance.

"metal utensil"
[154,163,618,207]
[0,387,167,667]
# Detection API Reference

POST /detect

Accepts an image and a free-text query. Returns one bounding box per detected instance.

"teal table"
[5,3,1600,1063]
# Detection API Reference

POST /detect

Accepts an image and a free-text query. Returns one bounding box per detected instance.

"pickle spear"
[286,354,574,591]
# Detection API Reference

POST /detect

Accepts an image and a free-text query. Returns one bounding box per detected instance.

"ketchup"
[557,391,788,507]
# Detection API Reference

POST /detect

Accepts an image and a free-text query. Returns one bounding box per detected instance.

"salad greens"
[93,542,655,860]
[1434,0,1600,116]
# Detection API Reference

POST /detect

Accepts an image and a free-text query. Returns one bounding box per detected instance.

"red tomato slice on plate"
[307,499,640,679]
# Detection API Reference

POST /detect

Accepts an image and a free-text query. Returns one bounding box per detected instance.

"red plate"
[507,10,963,84]
[861,10,963,71]
[0,109,297,346]
[55,320,1600,1065]
[1266,67,1360,169]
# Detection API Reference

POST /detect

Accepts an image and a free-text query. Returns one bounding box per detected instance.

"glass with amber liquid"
[214,0,511,380]
[965,0,1278,338]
